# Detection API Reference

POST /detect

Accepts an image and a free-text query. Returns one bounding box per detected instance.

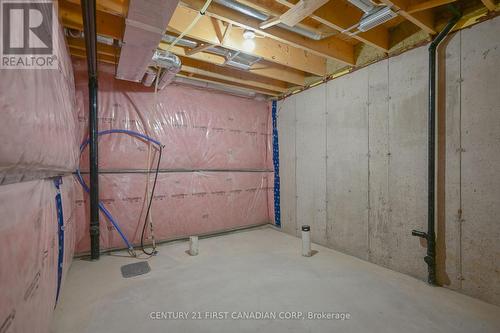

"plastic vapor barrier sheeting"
[0,25,79,186]
[0,176,78,332]
[73,59,274,254]
[0,7,79,332]
[74,172,273,252]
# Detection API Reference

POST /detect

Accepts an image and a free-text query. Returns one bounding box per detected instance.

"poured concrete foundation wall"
[278,16,500,305]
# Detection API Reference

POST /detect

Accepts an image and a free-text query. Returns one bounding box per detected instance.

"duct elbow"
[147,50,182,90]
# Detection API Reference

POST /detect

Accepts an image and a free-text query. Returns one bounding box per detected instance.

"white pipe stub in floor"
[302,225,311,257]
[189,236,199,256]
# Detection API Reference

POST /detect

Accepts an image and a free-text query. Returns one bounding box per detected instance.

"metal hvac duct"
[214,0,323,40]
[161,34,261,71]
[148,50,182,90]
[142,68,157,87]
[347,0,375,13]
[162,34,198,48]
[347,0,397,32]
[173,76,263,99]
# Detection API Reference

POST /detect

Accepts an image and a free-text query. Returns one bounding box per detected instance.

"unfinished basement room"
[1,0,500,332]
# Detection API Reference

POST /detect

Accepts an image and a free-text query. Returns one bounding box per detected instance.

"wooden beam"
[65,0,127,17]
[168,6,329,75]
[279,0,329,27]
[158,41,306,86]
[236,0,328,34]
[179,0,355,65]
[177,71,280,96]
[259,16,282,29]
[69,47,279,96]
[59,0,125,40]
[66,36,120,57]
[435,2,500,32]
[407,0,457,14]
[69,45,282,96]
[69,48,118,65]
[276,0,390,51]
[221,23,233,45]
[481,0,497,11]
[179,56,289,93]
[186,43,215,56]
[379,0,436,34]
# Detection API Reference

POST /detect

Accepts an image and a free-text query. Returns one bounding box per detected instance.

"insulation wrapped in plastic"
[74,59,273,171]
[74,172,273,253]
[73,60,274,253]
[0,176,77,333]
[0,5,79,332]
[0,19,79,185]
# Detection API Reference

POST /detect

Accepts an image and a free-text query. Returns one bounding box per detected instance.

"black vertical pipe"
[412,7,461,285]
[81,0,99,260]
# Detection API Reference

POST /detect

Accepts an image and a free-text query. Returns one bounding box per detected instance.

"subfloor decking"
[53,226,500,333]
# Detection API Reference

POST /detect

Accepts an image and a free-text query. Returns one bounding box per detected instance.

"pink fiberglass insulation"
[74,59,272,171]
[74,172,273,253]
[0,21,79,185]
[0,176,78,333]
[0,7,79,332]
[73,59,274,254]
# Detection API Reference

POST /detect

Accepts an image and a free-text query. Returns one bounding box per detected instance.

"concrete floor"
[53,226,500,333]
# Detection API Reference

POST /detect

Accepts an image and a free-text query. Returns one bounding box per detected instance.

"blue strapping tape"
[53,177,64,306]
[272,101,281,227]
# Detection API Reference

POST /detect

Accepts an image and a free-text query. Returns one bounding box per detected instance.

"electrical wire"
[76,129,164,257]
[140,145,162,256]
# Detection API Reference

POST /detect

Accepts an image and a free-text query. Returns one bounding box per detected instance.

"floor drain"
[120,261,151,278]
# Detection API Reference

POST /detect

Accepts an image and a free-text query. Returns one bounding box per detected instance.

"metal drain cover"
[120,261,151,278]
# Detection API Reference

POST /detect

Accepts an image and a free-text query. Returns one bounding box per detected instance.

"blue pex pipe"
[76,129,164,253]
[272,101,281,227]
[53,177,64,306]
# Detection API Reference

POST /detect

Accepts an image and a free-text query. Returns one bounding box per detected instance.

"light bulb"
[242,39,255,52]
[243,29,256,40]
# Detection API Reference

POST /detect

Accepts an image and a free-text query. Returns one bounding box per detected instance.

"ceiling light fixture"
[243,29,256,40]
[242,39,255,52]
[242,29,256,51]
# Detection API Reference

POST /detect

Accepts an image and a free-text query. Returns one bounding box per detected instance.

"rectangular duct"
[116,0,179,82]
[358,6,397,32]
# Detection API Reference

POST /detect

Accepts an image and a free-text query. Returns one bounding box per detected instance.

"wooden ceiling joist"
[168,6,329,75]
[177,1,355,66]
[67,36,290,96]
[275,0,390,51]
[379,0,437,34]
[407,0,458,14]
[277,0,330,27]
[179,56,289,93]
[60,0,500,98]
[66,36,119,58]
[65,0,127,17]
[481,0,498,11]
[259,16,282,29]
[177,71,281,96]
[69,47,118,65]
[59,0,125,40]
[221,23,233,45]
[186,43,215,56]
[158,41,306,86]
